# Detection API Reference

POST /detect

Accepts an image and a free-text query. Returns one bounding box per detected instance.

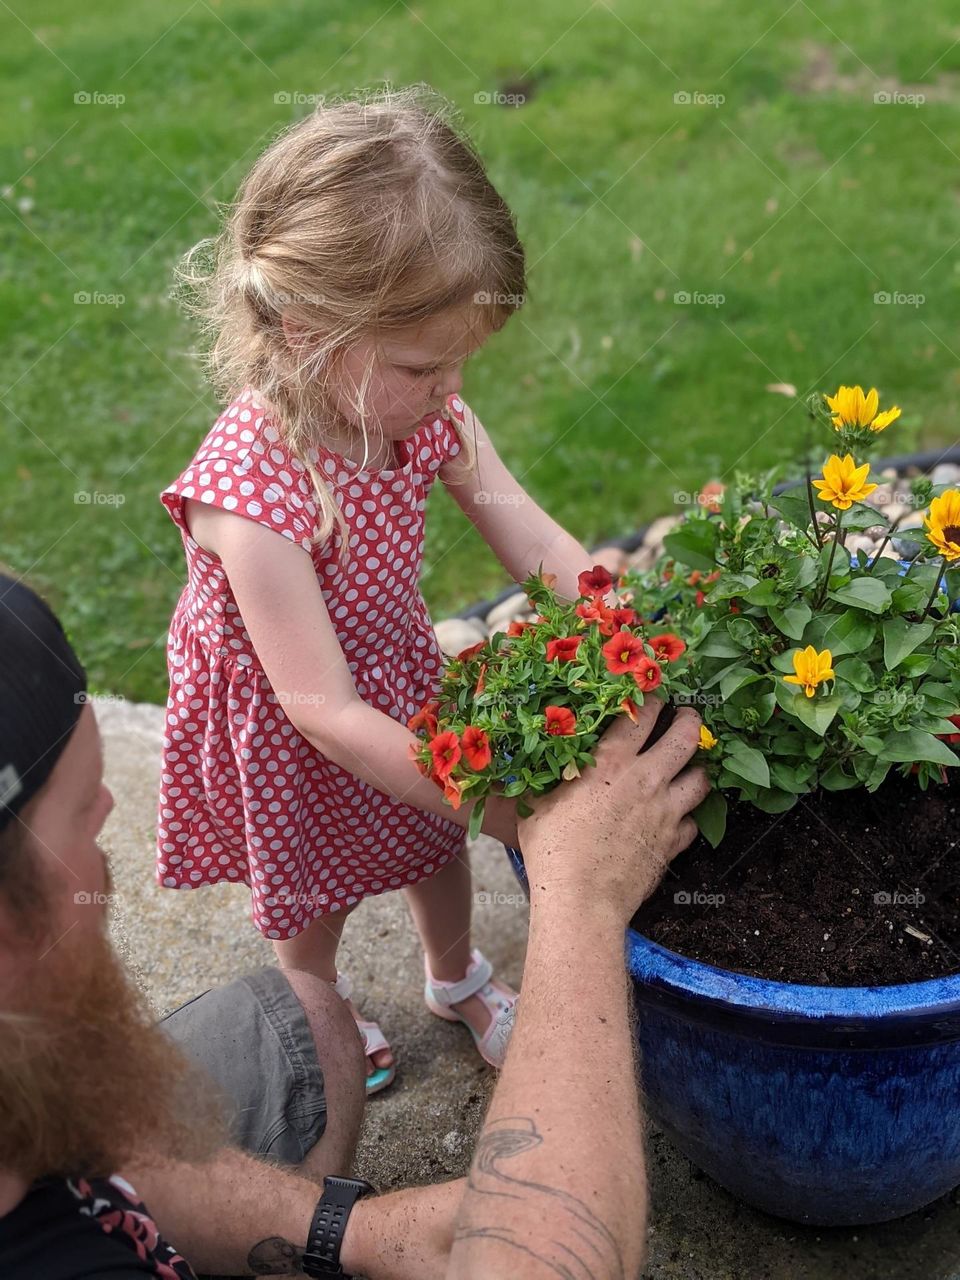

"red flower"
[443,776,465,809]
[695,590,706,607]
[546,635,583,663]
[429,731,461,780]
[577,564,614,598]
[475,663,488,696]
[687,570,702,586]
[611,606,638,630]
[620,697,640,724]
[575,599,617,634]
[507,620,535,637]
[462,725,492,770]
[456,641,486,662]
[544,705,577,736]
[602,629,646,674]
[542,572,558,590]
[648,632,686,663]
[633,656,662,691]
[729,602,740,614]
[408,702,439,737]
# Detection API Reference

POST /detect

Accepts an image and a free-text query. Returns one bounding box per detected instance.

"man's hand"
[519,697,710,919]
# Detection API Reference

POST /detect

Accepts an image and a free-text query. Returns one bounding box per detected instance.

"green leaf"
[707,572,758,602]
[723,741,770,788]
[882,617,934,670]
[833,656,876,692]
[804,609,877,657]
[751,788,799,814]
[467,796,486,840]
[769,602,812,642]
[743,578,782,606]
[697,630,743,658]
[827,577,893,614]
[693,789,727,848]
[770,484,814,531]
[819,762,860,791]
[774,685,843,735]
[719,668,766,701]
[879,730,960,766]
[841,502,889,532]
[663,519,720,572]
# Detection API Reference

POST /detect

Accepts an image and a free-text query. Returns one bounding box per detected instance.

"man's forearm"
[125,1146,467,1279]
[120,1147,321,1276]
[450,892,647,1279]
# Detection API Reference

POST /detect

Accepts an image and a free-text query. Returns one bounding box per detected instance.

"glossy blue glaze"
[503,844,960,1225]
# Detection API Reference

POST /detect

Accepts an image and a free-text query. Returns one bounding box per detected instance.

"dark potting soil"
[630,769,960,986]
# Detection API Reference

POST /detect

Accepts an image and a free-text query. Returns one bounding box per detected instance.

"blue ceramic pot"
[503,845,960,1226]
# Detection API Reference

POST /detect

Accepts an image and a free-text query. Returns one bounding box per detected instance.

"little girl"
[156,87,594,1092]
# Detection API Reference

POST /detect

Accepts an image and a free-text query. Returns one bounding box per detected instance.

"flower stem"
[814,508,844,609]
[805,468,824,549]
[869,511,908,572]
[921,556,948,621]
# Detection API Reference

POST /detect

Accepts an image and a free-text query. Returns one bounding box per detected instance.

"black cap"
[0,573,87,833]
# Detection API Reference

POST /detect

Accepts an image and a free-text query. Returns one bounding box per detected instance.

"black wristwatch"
[302,1175,377,1278]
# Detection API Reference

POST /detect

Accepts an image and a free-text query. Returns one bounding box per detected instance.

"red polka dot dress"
[156,385,469,940]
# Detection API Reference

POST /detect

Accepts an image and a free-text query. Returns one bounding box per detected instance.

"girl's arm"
[440,402,596,603]
[186,502,518,846]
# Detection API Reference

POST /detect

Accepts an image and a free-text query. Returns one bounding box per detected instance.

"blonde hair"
[175,84,527,560]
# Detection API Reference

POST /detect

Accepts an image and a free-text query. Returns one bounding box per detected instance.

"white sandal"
[333,971,396,1096]
[424,948,518,1069]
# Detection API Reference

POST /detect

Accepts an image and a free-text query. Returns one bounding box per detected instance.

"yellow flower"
[784,646,835,699]
[812,454,878,510]
[826,385,901,433]
[698,725,717,750]
[924,488,960,562]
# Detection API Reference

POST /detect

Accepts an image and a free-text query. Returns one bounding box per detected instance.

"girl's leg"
[403,850,516,1039]
[272,906,393,1075]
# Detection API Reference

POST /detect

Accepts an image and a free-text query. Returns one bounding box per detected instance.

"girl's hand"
[480,793,520,848]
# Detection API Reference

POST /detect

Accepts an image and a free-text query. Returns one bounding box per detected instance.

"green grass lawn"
[3,0,960,701]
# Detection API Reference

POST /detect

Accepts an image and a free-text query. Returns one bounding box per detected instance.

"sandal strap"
[356,1018,390,1058]
[425,948,494,1007]
[478,1000,517,1068]
[332,970,351,1001]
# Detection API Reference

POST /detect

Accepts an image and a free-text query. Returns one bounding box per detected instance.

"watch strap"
[302,1176,375,1278]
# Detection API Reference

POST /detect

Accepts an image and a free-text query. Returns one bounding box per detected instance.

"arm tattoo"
[455,1116,625,1280]
[246,1234,306,1275]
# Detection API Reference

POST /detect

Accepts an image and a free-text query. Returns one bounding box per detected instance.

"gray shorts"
[159,966,327,1165]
